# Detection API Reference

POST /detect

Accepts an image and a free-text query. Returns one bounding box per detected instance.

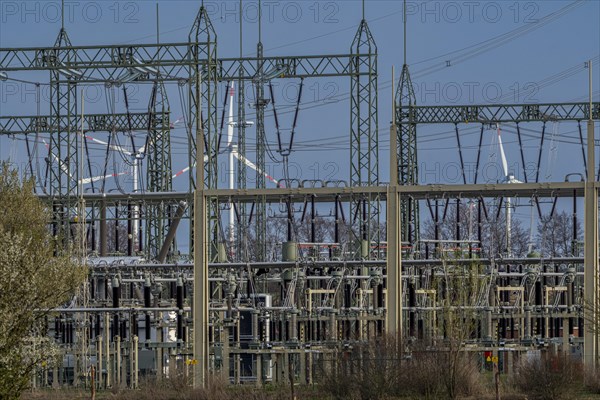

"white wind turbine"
[496,123,524,257]
[170,81,279,246]
[226,82,282,244]
[42,139,125,187]
[81,133,150,248]
[226,82,238,244]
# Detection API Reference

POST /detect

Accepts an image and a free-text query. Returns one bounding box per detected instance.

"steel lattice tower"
[254,38,268,261]
[235,1,248,262]
[49,27,79,242]
[146,80,172,258]
[395,1,419,254]
[188,6,219,259]
[395,64,419,253]
[350,18,379,258]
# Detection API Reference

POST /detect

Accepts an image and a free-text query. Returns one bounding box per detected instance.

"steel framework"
[2,1,600,392]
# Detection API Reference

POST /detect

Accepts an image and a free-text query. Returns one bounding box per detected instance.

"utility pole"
[584,59,597,368]
[191,5,210,387]
[388,66,402,340]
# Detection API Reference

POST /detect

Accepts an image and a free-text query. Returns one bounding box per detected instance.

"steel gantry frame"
[4,0,600,390]
[391,99,600,366]
[0,3,379,253]
[1,3,379,387]
[395,99,600,244]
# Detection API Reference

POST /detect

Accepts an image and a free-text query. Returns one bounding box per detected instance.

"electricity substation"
[1,0,600,390]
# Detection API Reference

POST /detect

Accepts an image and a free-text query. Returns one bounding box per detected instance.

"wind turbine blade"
[232,151,278,185]
[138,136,150,155]
[79,172,126,185]
[170,116,185,129]
[43,139,72,181]
[227,82,235,147]
[171,156,208,179]
[83,134,132,156]
[527,201,537,254]
[172,164,192,179]
[497,123,509,179]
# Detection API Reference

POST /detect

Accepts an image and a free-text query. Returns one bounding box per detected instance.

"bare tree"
[422,200,531,259]
[319,334,404,400]
[433,260,484,399]
[537,210,582,257]
[105,220,131,254]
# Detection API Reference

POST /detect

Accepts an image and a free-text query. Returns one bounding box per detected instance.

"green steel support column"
[49,27,79,242]
[146,80,173,259]
[235,3,247,263]
[254,0,268,262]
[396,63,419,255]
[255,39,267,261]
[350,18,379,259]
[188,6,219,259]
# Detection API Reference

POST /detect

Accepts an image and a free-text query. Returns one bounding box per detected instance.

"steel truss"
[350,19,380,260]
[0,50,370,81]
[406,102,600,124]
[146,80,173,259]
[396,64,418,254]
[48,28,78,240]
[3,1,600,391]
[0,112,159,135]
[0,4,378,260]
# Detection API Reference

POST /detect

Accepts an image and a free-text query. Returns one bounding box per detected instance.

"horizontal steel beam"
[402,102,600,124]
[203,181,588,201]
[219,54,362,79]
[0,43,191,76]
[38,191,191,202]
[0,112,165,135]
[86,256,585,270]
[0,43,371,81]
[35,181,593,204]
[394,181,587,198]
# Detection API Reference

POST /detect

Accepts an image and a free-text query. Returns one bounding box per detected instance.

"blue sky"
[1,0,599,188]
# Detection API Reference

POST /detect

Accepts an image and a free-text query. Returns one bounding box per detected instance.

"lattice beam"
[406,102,600,124]
[0,112,162,135]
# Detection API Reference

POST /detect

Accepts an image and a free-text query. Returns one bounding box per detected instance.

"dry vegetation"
[21,348,600,400]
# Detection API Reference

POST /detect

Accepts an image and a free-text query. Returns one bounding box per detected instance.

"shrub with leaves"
[0,165,86,399]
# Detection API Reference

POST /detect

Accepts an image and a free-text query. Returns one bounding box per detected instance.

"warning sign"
[486,355,499,363]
